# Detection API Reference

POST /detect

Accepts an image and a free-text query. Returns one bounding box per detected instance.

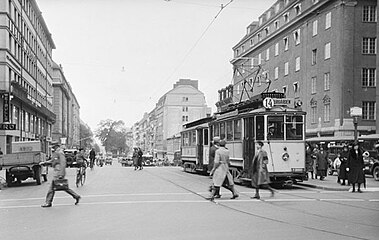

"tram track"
[145,168,377,240]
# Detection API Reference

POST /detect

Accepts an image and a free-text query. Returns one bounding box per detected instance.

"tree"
[80,122,94,149]
[95,119,127,153]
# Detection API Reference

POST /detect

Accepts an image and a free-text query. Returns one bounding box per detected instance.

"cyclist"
[76,148,88,170]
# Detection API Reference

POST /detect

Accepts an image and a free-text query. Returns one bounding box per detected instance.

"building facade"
[228,0,377,137]
[0,0,56,154]
[52,62,80,148]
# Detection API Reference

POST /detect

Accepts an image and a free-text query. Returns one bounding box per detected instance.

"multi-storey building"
[51,62,80,148]
[228,0,377,137]
[0,0,56,154]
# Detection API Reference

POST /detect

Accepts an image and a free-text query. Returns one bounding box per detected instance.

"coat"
[212,147,234,187]
[208,145,218,171]
[339,150,349,180]
[347,149,365,184]
[316,150,328,177]
[251,149,270,187]
[305,147,314,172]
[51,148,66,179]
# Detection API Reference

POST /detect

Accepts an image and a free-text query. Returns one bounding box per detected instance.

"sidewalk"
[296,173,379,191]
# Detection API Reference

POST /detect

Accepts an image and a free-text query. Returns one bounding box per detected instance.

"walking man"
[41,141,81,207]
[208,139,238,201]
[208,137,221,198]
[251,141,275,199]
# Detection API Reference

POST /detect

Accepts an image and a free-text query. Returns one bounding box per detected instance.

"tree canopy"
[95,119,128,153]
[80,122,94,149]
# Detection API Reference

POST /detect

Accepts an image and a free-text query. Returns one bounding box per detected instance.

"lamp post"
[350,106,362,143]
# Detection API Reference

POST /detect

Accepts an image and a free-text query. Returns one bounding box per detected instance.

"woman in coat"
[338,145,349,185]
[347,142,365,193]
[305,143,314,179]
[251,141,275,199]
[316,147,328,180]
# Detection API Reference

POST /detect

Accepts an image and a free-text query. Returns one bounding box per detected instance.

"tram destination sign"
[263,97,293,109]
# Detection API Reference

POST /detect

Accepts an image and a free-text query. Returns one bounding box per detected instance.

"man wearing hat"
[41,140,81,207]
[208,137,221,198]
[208,139,238,200]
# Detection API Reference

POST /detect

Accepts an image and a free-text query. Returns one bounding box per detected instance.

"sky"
[37,0,276,131]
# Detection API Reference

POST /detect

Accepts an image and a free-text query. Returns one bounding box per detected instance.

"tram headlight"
[282,152,289,161]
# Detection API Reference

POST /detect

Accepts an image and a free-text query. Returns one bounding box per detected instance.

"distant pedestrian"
[208,137,221,198]
[347,142,365,193]
[305,143,314,179]
[89,148,96,168]
[312,145,319,179]
[251,141,274,199]
[137,147,143,170]
[315,147,328,180]
[41,141,81,207]
[338,145,349,185]
[208,139,238,201]
[133,147,139,170]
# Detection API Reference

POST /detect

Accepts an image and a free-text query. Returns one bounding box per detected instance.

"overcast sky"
[37,0,276,131]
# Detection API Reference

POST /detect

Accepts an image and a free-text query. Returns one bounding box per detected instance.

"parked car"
[363,151,379,181]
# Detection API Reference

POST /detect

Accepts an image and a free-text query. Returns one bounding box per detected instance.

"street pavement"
[0,162,378,240]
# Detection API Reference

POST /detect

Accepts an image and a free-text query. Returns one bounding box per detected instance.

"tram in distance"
[180,92,307,186]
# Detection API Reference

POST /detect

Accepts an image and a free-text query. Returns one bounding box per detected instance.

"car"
[105,157,112,165]
[64,149,78,168]
[363,151,379,181]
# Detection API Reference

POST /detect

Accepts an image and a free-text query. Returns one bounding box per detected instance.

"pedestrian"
[208,137,221,198]
[316,147,328,180]
[312,145,319,179]
[89,148,96,168]
[251,141,274,199]
[338,145,349,185]
[137,147,143,170]
[208,139,238,200]
[305,143,314,179]
[41,141,81,207]
[133,147,139,170]
[347,142,365,193]
[333,153,341,180]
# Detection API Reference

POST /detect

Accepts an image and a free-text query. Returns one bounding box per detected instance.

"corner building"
[0,0,55,153]
[231,0,377,137]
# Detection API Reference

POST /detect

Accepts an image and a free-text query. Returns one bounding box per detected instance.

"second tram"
[181,92,307,186]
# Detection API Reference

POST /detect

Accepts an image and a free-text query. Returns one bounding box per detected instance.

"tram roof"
[247,106,304,114]
[359,134,379,140]
[182,116,213,130]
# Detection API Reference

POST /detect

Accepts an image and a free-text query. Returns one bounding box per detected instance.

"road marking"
[320,199,365,202]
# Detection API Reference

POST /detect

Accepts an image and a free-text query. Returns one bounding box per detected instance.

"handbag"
[52,178,69,191]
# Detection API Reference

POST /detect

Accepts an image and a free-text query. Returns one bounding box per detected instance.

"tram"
[180,92,308,186]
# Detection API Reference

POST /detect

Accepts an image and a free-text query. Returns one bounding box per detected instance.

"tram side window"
[183,132,189,146]
[204,129,209,146]
[226,121,233,141]
[192,131,196,145]
[188,132,192,146]
[285,115,303,140]
[234,119,242,140]
[256,116,264,140]
[214,123,220,138]
[267,116,284,140]
[220,122,226,140]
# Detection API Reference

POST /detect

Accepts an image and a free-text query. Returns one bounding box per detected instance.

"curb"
[295,182,351,191]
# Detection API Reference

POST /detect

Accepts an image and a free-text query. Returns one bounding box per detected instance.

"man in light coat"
[208,140,238,200]
[41,141,81,207]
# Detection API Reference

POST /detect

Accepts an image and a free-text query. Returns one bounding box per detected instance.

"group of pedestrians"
[207,137,274,201]
[306,142,366,193]
[133,146,143,170]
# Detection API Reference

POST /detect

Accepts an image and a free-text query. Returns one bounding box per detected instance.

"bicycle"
[76,163,86,187]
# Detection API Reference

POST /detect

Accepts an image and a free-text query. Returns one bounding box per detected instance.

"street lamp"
[350,106,362,143]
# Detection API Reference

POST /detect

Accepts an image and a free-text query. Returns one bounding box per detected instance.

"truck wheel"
[34,166,42,185]
[373,166,379,181]
[5,170,12,187]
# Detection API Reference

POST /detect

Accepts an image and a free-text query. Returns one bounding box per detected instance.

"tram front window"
[267,116,284,140]
[285,116,303,140]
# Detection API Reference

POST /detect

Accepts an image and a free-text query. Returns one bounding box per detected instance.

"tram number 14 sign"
[263,97,293,109]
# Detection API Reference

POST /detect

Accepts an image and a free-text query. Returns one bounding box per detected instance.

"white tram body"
[181,92,307,185]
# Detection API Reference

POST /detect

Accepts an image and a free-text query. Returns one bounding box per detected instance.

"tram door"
[197,128,204,169]
[243,117,255,176]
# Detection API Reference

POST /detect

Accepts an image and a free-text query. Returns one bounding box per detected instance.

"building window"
[242,45,245,52]
[275,4,280,14]
[311,106,317,124]
[274,20,280,30]
[267,10,271,20]
[294,4,301,15]
[362,101,376,120]
[182,97,189,102]
[324,42,331,59]
[250,38,254,46]
[257,32,262,41]
[282,85,287,95]
[311,77,317,94]
[363,6,376,22]
[264,27,270,36]
[266,48,270,61]
[283,12,289,23]
[284,0,289,6]
[312,49,317,65]
[362,37,376,54]
[295,57,300,72]
[258,53,262,65]
[312,20,318,36]
[284,62,289,76]
[274,67,279,80]
[362,68,376,87]
[275,42,279,56]
[293,82,299,93]
[324,103,330,122]
[293,29,300,45]
[324,72,330,91]
[283,37,289,51]
[325,12,331,29]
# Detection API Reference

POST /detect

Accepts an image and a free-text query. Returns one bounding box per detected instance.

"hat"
[213,137,220,143]
[256,141,264,147]
[51,140,60,147]
[219,140,226,146]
